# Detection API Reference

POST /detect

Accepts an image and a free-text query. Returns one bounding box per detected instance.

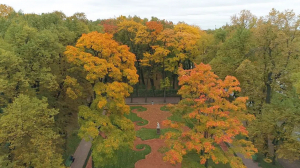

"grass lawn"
[182,151,231,168]
[168,113,195,129]
[167,113,184,122]
[254,153,283,168]
[124,106,148,126]
[124,111,148,126]
[160,105,170,111]
[99,144,151,168]
[136,128,180,140]
[130,106,147,112]
[63,129,81,161]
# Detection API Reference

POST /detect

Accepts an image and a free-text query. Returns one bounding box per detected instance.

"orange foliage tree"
[100,19,118,34]
[64,31,138,166]
[162,63,257,168]
[135,21,164,44]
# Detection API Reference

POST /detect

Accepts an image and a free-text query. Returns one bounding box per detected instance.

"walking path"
[134,104,261,168]
[278,159,300,168]
[70,139,92,168]
[68,98,178,168]
[70,98,293,168]
[132,105,181,168]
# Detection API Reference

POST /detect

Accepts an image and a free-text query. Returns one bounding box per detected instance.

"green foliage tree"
[0,94,64,168]
[0,6,105,164]
[205,9,300,164]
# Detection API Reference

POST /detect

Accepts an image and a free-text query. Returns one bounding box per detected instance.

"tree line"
[0,3,299,167]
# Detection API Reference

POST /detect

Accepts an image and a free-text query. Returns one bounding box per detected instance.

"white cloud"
[2,0,300,29]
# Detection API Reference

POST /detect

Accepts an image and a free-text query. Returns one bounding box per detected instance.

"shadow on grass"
[98,144,151,168]
[63,130,81,161]
[160,105,170,111]
[167,113,183,122]
[182,151,231,168]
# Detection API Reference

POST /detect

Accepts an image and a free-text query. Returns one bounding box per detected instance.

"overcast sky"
[2,0,300,30]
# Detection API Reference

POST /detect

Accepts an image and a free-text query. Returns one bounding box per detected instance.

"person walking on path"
[157,122,160,134]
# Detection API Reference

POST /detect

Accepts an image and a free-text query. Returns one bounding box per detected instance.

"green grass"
[167,113,184,122]
[124,112,148,126]
[130,106,147,112]
[235,134,247,140]
[167,113,195,129]
[182,151,231,168]
[136,128,180,140]
[63,130,81,161]
[160,105,170,111]
[254,153,283,168]
[124,106,148,126]
[99,144,151,168]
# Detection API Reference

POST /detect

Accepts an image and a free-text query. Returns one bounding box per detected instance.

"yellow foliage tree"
[64,31,138,167]
[0,4,14,18]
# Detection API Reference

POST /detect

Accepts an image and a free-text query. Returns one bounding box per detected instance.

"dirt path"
[132,104,181,168]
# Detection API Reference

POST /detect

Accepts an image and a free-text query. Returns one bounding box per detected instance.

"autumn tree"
[100,19,118,34]
[201,9,300,164]
[116,19,148,87]
[0,94,64,168]
[162,63,257,168]
[136,21,165,91]
[0,4,14,18]
[141,23,205,89]
[64,31,139,167]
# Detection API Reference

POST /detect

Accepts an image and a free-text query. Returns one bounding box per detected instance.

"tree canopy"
[0,4,299,167]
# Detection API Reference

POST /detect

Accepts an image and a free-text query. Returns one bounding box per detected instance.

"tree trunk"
[145,78,148,103]
[164,88,166,103]
[150,77,155,96]
[163,57,166,103]
[266,72,272,104]
[136,84,139,97]
[140,66,145,86]
[172,74,176,89]
[33,80,40,93]
[205,159,209,168]
[55,81,64,100]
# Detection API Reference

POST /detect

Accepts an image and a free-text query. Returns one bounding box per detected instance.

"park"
[0,3,300,168]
